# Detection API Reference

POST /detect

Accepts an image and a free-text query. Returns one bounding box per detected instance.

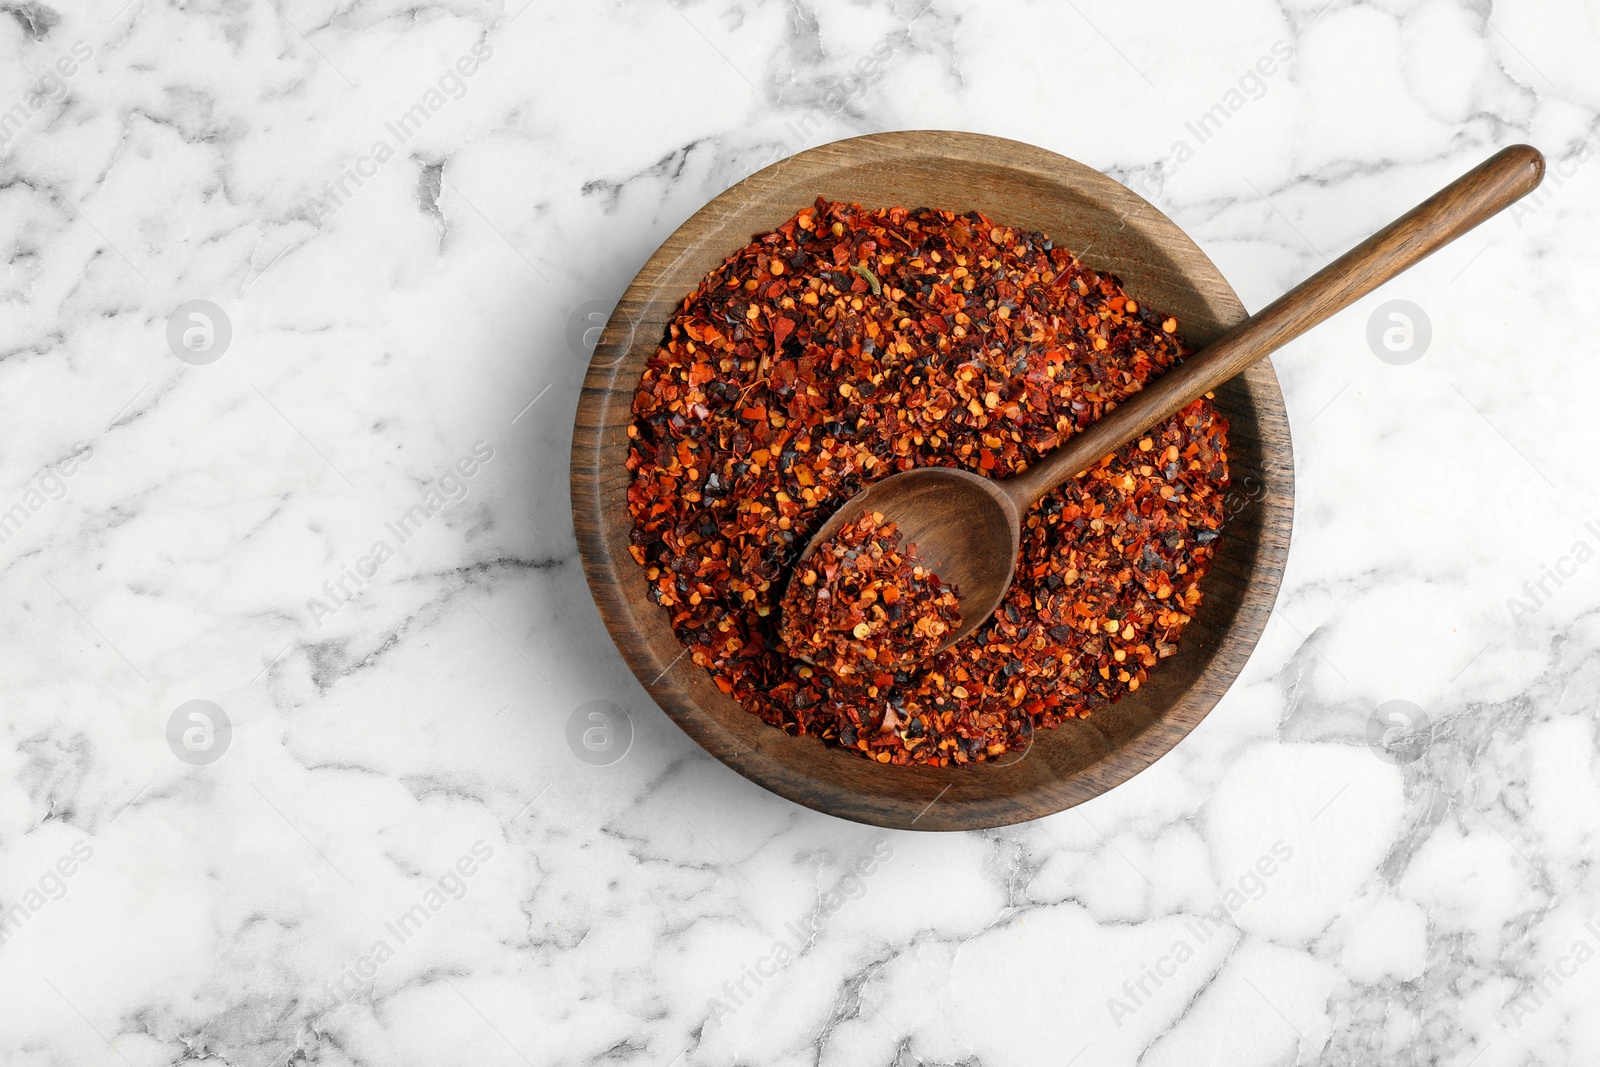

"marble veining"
[1,0,1598,1064]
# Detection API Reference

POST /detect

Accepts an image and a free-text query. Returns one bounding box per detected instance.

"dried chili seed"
[776,510,960,676]
[626,197,1230,767]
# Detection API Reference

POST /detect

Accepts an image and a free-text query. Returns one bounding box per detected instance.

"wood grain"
[570,131,1295,831]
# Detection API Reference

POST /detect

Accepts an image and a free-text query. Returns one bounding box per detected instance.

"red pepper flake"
[777,510,960,676]
[626,197,1230,767]
[772,316,796,348]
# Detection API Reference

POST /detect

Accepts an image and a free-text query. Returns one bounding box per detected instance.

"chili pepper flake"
[626,197,1230,767]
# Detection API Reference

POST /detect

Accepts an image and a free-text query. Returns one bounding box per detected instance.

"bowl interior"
[572,131,1292,830]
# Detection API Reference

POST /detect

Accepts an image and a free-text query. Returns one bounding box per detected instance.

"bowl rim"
[571,130,1293,830]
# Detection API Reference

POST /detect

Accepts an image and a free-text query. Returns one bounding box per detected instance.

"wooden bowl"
[571,131,1292,831]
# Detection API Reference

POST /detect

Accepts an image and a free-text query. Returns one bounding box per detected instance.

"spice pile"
[626,197,1230,766]
[776,510,961,676]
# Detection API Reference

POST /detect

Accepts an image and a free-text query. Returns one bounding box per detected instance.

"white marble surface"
[2,0,1599,1063]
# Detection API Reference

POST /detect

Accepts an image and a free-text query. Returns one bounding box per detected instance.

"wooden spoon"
[789,144,1545,655]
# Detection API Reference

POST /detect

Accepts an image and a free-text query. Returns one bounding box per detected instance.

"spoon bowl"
[791,466,1021,651]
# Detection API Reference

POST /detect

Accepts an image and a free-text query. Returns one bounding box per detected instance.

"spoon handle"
[1003,144,1546,512]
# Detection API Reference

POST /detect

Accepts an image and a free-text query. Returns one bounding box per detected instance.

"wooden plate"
[571,131,1292,830]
